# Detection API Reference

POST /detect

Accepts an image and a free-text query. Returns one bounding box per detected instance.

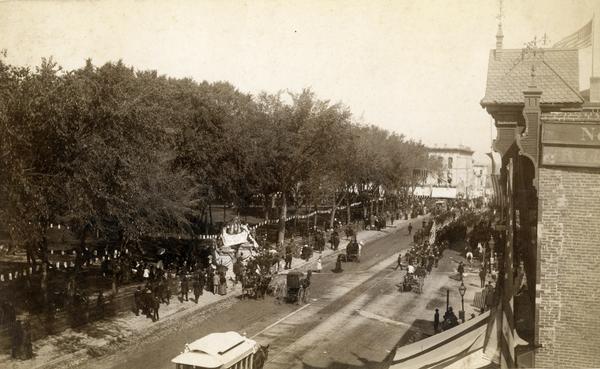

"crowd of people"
[131,258,231,322]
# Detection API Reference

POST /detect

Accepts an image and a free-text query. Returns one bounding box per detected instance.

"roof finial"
[496,0,504,49]
[529,64,537,88]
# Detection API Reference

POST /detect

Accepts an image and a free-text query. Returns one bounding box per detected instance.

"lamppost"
[458,282,467,323]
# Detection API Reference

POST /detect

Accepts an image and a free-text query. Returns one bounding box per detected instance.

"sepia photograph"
[0,1,599,368]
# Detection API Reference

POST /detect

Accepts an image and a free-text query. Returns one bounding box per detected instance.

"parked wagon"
[285,270,311,304]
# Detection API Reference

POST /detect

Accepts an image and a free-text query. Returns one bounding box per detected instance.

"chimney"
[496,23,504,50]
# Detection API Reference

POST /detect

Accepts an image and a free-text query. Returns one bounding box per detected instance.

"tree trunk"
[209,204,214,230]
[40,235,49,307]
[72,228,88,300]
[329,196,337,230]
[263,193,270,221]
[346,196,351,224]
[305,203,311,236]
[200,206,207,233]
[313,203,318,228]
[277,192,287,246]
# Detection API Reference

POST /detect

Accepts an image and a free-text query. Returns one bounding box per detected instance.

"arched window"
[448,157,453,169]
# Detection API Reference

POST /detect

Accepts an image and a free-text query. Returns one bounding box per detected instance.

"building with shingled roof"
[479,14,600,369]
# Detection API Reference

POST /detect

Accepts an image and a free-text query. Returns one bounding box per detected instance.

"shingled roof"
[481,48,584,106]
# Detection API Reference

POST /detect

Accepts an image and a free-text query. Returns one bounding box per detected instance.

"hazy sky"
[0,0,596,158]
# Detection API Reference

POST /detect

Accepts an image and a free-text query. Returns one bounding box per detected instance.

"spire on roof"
[496,0,504,50]
[529,64,537,88]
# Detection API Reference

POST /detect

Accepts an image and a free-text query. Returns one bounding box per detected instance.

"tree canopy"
[0,55,439,257]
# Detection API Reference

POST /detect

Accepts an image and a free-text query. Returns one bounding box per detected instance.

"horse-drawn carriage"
[285,270,311,304]
[346,240,360,263]
[300,245,313,261]
[401,265,427,294]
[241,274,271,299]
[172,331,269,369]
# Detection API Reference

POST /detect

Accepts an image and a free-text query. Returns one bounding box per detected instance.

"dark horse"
[253,344,270,369]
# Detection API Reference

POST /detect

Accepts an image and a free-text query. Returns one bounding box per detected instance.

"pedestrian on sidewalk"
[479,267,486,288]
[434,308,440,333]
[466,250,473,265]
[219,272,227,295]
[213,272,220,295]
[180,275,189,302]
[152,295,160,322]
[408,223,413,235]
[457,261,465,281]
[395,252,403,270]
[333,254,344,273]
[316,257,322,273]
[330,230,340,251]
[193,273,202,303]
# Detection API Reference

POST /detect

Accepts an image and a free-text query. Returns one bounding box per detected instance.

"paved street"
[72,219,477,369]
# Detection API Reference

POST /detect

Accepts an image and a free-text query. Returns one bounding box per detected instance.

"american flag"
[553,19,593,49]
[429,221,437,245]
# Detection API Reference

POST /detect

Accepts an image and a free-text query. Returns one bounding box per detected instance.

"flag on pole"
[553,18,593,49]
[429,222,437,245]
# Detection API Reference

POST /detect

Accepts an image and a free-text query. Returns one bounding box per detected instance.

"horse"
[256,275,272,299]
[253,344,270,369]
[241,275,256,299]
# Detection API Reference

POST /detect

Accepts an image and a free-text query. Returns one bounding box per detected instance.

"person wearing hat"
[457,261,465,281]
[180,275,189,302]
[213,271,220,295]
[333,254,344,273]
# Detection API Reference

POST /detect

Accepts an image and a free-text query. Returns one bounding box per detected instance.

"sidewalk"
[0,215,426,369]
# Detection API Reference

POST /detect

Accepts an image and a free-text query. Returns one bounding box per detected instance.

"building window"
[448,157,453,169]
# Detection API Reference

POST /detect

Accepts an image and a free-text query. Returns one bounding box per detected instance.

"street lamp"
[458,282,467,323]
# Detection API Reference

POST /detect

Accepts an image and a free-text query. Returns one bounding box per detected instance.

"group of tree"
[0,55,439,287]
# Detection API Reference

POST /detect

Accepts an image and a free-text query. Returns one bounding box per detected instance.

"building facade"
[480,23,600,368]
[426,146,475,198]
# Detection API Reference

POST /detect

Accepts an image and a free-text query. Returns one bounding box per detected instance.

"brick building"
[480,20,600,368]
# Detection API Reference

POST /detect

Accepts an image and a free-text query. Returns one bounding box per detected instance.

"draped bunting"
[1,202,364,283]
